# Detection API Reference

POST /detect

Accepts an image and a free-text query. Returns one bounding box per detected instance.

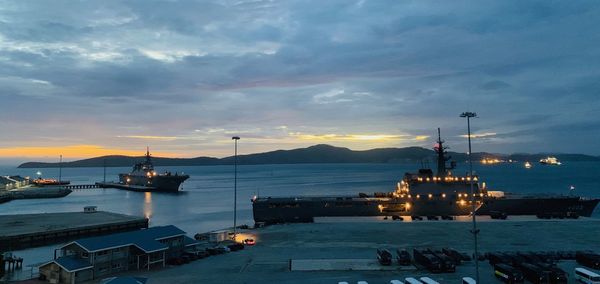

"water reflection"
[144,191,153,219]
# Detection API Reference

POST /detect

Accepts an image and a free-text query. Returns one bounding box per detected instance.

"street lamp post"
[460,111,479,283]
[232,136,240,242]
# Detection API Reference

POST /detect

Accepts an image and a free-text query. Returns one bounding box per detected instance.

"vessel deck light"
[442,193,446,198]
[428,194,433,198]
[405,202,411,210]
[416,194,420,199]
[408,194,412,198]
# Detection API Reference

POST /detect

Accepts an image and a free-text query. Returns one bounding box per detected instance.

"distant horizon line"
[7,143,599,165]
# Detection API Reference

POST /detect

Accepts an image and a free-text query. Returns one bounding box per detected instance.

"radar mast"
[434,128,455,177]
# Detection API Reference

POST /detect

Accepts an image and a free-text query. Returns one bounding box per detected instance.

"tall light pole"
[232,136,240,242]
[460,111,479,282]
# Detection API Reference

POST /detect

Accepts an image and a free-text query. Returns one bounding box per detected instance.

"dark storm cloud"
[0,0,599,158]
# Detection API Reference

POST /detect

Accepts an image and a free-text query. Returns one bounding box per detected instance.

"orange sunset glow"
[0,145,179,159]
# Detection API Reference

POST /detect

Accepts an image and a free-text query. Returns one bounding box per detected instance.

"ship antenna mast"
[435,128,452,177]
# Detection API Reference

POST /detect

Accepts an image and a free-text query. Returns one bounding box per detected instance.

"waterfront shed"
[0,176,15,190]
[39,225,188,284]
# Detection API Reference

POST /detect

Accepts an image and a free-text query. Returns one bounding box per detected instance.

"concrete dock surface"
[118,217,600,284]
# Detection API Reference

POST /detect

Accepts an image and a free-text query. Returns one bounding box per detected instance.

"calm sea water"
[1,162,599,279]
[1,162,599,233]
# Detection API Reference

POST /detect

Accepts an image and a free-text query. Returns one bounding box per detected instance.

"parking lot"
[116,217,600,283]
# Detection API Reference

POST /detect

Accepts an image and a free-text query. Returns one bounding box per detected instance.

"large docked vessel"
[540,156,562,165]
[110,148,189,192]
[252,129,599,224]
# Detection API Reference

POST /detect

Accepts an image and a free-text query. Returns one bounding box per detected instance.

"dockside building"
[39,225,198,284]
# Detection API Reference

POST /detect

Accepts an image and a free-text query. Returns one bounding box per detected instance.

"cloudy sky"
[0,0,599,163]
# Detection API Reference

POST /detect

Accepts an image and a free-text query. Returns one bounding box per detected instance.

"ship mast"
[144,146,154,171]
[434,128,453,177]
[145,146,151,164]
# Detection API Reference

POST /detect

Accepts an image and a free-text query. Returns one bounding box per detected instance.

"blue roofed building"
[39,225,198,284]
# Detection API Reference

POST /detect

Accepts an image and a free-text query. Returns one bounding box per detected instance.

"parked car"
[228,243,245,251]
[490,211,508,219]
[166,257,185,265]
[182,252,198,261]
[396,249,411,265]
[392,215,404,221]
[377,249,393,265]
[215,245,231,254]
[180,254,192,263]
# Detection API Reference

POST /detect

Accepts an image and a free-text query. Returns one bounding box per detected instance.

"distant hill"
[17,144,600,168]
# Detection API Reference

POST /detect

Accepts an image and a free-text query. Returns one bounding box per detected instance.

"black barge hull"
[252,196,599,224]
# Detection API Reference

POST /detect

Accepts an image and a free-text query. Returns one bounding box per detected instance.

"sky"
[0,0,599,163]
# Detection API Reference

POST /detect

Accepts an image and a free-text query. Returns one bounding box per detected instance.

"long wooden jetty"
[63,184,99,189]
[0,211,148,251]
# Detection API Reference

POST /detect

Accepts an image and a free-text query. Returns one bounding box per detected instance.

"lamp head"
[460,112,477,118]
[232,136,240,140]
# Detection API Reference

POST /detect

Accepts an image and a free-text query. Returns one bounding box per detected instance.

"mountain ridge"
[17,144,600,168]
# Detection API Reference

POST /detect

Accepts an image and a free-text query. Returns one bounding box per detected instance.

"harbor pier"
[0,211,148,251]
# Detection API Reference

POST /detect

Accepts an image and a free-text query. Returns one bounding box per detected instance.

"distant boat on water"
[524,161,532,169]
[98,148,189,193]
[540,156,562,165]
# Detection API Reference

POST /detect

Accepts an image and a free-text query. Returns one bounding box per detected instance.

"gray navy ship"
[252,129,599,224]
[115,148,189,193]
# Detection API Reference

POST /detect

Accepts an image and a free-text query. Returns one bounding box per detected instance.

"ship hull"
[252,195,599,224]
[478,196,599,217]
[118,174,189,192]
